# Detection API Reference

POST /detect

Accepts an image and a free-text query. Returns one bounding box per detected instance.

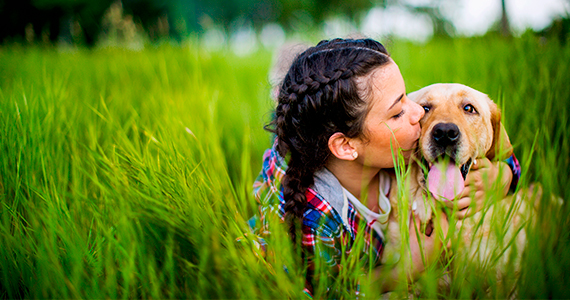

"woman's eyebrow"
[389,93,404,110]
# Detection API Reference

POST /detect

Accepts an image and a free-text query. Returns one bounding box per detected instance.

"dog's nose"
[432,123,460,146]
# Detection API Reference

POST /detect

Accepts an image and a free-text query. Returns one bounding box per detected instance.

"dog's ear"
[486,101,513,161]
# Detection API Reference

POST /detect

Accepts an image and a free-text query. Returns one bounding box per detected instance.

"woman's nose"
[408,99,424,124]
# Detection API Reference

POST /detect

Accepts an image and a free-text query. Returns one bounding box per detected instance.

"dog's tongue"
[428,161,465,201]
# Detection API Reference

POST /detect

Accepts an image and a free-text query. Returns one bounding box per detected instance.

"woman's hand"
[445,158,513,219]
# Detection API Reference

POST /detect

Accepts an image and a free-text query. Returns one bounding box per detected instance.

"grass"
[0,34,569,298]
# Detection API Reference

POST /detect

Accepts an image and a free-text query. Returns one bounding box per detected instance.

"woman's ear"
[328,132,359,161]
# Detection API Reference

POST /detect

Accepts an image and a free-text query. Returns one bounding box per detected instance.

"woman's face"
[353,61,425,169]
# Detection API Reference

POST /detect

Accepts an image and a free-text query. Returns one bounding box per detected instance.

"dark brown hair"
[267,38,391,242]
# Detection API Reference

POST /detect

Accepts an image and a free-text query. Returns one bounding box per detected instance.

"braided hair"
[267,38,391,242]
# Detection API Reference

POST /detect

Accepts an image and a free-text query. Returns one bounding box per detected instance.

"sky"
[360,0,569,42]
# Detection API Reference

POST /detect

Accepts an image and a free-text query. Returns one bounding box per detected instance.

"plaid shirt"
[252,141,385,272]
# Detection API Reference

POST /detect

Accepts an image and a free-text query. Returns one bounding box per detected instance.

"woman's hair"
[267,38,391,242]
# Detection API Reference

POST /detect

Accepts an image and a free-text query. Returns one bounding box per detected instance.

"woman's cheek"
[390,134,402,151]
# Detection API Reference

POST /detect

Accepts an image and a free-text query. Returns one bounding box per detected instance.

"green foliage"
[0,35,569,298]
[0,44,289,298]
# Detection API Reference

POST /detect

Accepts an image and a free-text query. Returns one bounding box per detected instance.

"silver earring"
[352,152,358,159]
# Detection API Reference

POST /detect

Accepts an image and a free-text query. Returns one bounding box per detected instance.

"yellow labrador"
[383,84,536,283]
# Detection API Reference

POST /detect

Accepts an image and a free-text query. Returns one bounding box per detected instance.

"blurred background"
[1,0,568,51]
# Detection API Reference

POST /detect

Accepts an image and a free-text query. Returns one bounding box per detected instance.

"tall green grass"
[0,34,568,298]
[0,44,300,298]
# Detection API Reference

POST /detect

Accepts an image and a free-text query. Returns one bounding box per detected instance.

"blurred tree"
[72,1,115,44]
[500,0,511,36]
[0,0,181,45]
[0,0,112,45]
[184,0,280,31]
[0,0,508,45]
[276,0,383,30]
[402,1,455,37]
[0,0,64,43]
[178,0,386,33]
[122,0,180,40]
[32,0,113,44]
[538,15,570,44]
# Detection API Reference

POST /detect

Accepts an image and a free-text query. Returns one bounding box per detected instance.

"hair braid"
[269,38,391,242]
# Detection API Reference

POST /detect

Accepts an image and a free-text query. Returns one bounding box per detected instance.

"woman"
[252,38,519,295]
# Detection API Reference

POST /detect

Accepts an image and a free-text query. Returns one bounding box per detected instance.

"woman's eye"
[393,110,405,119]
[422,106,430,113]
[464,104,477,114]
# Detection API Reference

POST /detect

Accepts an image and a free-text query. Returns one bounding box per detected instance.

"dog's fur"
[383,84,537,284]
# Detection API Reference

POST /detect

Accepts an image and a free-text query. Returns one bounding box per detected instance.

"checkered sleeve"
[253,140,287,223]
[505,153,521,192]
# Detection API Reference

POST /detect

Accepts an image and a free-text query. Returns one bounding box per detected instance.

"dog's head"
[408,83,513,201]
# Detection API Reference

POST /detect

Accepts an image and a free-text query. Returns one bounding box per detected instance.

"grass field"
[0,34,569,298]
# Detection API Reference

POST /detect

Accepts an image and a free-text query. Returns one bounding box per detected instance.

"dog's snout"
[432,123,460,146]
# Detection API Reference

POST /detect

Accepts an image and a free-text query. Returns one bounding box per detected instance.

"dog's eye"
[464,104,477,114]
[422,106,431,113]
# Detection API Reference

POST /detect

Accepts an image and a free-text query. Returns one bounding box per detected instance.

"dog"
[382,84,538,290]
